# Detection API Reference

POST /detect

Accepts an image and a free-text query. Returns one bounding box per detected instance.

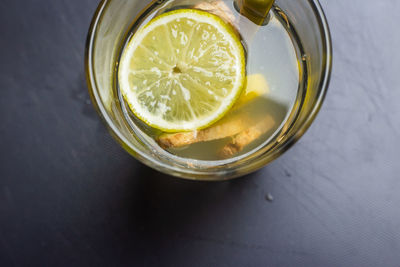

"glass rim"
[85,0,332,180]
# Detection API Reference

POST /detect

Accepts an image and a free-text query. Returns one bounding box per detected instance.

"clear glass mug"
[85,0,332,180]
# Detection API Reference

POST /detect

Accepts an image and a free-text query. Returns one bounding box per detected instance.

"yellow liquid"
[117,0,306,161]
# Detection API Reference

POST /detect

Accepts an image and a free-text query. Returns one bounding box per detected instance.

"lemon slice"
[118,9,246,132]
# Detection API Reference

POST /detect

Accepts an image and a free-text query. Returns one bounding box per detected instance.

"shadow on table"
[121,162,270,246]
[130,163,256,220]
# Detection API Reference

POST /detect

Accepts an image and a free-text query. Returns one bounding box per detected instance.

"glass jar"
[85,0,332,180]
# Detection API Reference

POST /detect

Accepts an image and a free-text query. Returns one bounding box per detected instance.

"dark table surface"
[1,0,400,266]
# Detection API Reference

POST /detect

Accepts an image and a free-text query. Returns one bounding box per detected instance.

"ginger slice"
[195,1,235,25]
[219,114,275,158]
[157,74,270,149]
[157,112,252,149]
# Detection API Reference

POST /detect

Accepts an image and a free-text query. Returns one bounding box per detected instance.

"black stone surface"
[1,0,399,266]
